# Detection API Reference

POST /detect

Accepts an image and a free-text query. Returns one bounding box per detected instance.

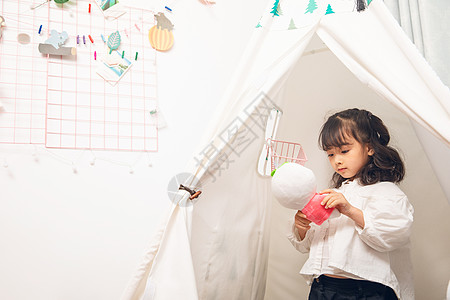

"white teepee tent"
[121,0,450,299]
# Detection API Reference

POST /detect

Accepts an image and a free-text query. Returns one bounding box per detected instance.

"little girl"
[288,108,414,299]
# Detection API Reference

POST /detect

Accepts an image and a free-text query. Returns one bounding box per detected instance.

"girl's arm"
[355,191,413,252]
[322,186,414,252]
[341,205,364,228]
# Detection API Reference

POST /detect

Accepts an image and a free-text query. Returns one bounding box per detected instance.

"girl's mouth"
[338,168,346,172]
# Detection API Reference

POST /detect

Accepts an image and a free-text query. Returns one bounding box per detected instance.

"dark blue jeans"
[309,275,398,300]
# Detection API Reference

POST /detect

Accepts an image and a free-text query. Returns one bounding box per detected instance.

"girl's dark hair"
[319,108,405,188]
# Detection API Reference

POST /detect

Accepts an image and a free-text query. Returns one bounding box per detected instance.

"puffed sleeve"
[355,184,414,252]
[286,218,315,253]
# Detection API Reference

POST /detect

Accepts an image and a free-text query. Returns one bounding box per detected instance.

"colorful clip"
[135,52,138,60]
[77,35,79,44]
[38,25,42,34]
[165,6,172,12]
[88,3,91,13]
[101,34,106,43]
[88,35,94,43]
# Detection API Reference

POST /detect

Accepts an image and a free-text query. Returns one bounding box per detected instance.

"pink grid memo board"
[0,0,159,152]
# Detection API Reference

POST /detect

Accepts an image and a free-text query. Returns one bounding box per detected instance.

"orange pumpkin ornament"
[148,13,174,52]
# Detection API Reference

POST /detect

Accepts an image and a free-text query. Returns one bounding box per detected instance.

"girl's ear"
[367,144,374,156]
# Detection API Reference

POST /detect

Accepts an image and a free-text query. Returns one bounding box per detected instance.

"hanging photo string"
[1,14,46,33]
[93,19,156,63]
[89,150,152,174]
[41,147,86,174]
[12,2,161,61]
[1,146,152,174]
[39,147,153,174]
[256,0,374,31]
[30,0,51,10]
[26,0,72,14]
[0,16,47,48]
[24,3,156,62]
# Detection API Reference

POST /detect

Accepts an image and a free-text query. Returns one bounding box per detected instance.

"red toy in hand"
[272,163,340,225]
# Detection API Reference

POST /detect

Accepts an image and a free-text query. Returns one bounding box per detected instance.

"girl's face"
[325,136,374,180]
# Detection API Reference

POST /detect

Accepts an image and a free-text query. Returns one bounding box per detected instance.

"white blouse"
[287,180,414,299]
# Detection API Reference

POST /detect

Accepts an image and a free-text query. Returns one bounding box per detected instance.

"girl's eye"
[341,150,349,154]
[327,153,334,157]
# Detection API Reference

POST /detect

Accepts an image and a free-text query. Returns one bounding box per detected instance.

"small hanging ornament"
[107,30,121,54]
[325,4,335,15]
[148,13,174,52]
[356,0,367,12]
[305,0,318,14]
[199,0,216,4]
[0,16,5,40]
[270,0,281,17]
[38,30,76,56]
[288,18,297,30]
[17,33,31,45]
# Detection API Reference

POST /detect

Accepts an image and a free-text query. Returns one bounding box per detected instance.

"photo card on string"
[96,50,133,86]
[94,0,127,19]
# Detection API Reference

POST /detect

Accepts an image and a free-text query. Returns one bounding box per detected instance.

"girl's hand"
[319,189,353,216]
[294,210,312,240]
[319,189,365,228]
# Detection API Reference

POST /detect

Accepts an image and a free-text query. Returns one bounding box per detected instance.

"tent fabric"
[121,201,198,300]
[316,5,450,144]
[121,0,450,299]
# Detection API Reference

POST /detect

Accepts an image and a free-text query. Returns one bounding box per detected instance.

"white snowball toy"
[272,162,340,225]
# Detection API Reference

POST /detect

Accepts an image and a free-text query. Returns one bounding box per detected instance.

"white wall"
[0,1,267,299]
